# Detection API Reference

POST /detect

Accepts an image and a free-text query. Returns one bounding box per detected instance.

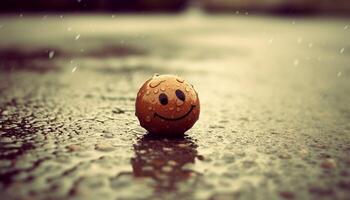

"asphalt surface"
[0,13,349,200]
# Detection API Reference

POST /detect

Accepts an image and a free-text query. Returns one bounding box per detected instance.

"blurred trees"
[0,0,349,14]
[0,0,187,12]
[200,0,350,14]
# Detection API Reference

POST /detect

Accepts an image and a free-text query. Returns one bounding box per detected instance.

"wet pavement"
[0,13,350,200]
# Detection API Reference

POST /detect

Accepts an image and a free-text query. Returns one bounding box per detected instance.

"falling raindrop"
[308,43,313,48]
[67,27,72,31]
[268,38,273,44]
[344,25,349,30]
[75,34,81,40]
[340,48,345,54]
[297,37,302,44]
[48,50,55,59]
[293,59,299,67]
[145,116,151,122]
[337,72,342,77]
[72,67,77,73]
[111,15,115,18]
[153,89,159,94]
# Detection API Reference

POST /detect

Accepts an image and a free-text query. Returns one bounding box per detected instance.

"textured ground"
[0,13,349,200]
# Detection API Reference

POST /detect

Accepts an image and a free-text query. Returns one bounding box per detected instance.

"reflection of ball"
[135,74,200,135]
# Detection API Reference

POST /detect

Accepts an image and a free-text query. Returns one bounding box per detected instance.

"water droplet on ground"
[49,50,55,59]
[66,144,80,152]
[2,110,9,115]
[162,166,172,172]
[321,159,337,169]
[168,160,177,166]
[112,108,125,114]
[279,152,292,159]
[95,143,115,152]
[145,116,151,122]
[142,166,153,171]
[279,191,295,199]
[0,137,13,143]
[103,132,114,138]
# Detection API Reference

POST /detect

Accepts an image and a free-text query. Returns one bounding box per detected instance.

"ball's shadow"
[131,133,200,192]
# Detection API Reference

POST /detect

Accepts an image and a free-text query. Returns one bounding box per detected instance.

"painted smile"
[154,105,196,121]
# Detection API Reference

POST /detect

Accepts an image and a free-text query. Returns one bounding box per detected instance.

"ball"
[135,74,200,135]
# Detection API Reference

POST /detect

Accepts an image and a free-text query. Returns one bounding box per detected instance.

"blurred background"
[0,0,350,200]
[1,0,350,15]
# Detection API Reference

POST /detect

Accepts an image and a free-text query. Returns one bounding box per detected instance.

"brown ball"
[135,74,200,136]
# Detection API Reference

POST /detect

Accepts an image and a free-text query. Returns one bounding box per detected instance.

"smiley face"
[135,74,200,135]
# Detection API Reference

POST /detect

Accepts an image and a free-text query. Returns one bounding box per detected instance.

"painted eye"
[159,93,168,105]
[175,89,185,101]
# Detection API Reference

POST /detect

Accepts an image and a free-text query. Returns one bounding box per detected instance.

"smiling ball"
[135,74,200,135]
